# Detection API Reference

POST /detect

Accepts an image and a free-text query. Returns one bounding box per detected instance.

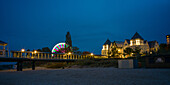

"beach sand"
[0,67,170,85]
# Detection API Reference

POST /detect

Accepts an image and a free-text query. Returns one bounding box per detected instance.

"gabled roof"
[131,32,144,40]
[148,41,158,48]
[125,39,130,44]
[103,39,111,45]
[114,41,124,47]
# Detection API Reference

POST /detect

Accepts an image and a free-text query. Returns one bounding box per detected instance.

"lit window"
[136,39,140,45]
[106,45,108,50]
[130,41,133,46]
[102,46,105,50]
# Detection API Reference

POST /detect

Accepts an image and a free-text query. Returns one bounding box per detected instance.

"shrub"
[45,62,67,68]
[72,59,118,68]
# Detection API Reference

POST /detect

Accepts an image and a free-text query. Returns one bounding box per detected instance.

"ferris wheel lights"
[51,43,72,57]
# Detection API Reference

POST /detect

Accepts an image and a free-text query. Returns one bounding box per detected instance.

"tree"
[76,51,82,54]
[83,51,90,55]
[158,43,170,54]
[42,47,51,52]
[111,48,118,57]
[133,47,141,54]
[72,46,79,53]
[133,47,141,57]
[37,49,42,52]
[124,47,133,56]
[108,47,118,58]
[27,49,30,51]
[159,44,167,49]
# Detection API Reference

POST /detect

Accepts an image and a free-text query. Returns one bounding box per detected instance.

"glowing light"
[130,40,133,46]
[34,50,37,54]
[136,39,140,45]
[106,45,108,50]
[102,46,105,50]
[68,52,71,55]
[21,49,25,52]
[150,52,152,54]
[91,53,94,56]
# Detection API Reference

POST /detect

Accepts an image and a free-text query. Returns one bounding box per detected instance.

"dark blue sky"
[1,0,170,54]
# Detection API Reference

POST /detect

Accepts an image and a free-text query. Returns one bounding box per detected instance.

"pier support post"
[32,61,35,70]
[17,61,23,71]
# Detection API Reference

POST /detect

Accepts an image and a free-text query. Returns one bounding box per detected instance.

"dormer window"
[136,39,140,45]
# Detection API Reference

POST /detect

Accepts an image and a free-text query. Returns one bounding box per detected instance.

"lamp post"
[33,50,37,59]
[68,52,71,59]
[68,52,71,55]
[91,53,94,59]
[21,49,25,52]
[34,50,37,54]
[21,49,25,58]
[32,50,37,70]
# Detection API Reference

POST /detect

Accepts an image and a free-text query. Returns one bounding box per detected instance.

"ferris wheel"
[51,43,72,56]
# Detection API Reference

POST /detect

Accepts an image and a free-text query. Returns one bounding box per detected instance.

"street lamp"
[21,49,25,58]
[21,49,25,52]
[34,50,37,54]
[68,52,71,55]
[91,53,94,56]
[31,50,37,59]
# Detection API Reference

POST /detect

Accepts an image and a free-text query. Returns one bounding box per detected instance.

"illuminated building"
[101,39,111,56]
[101,32,159,57]
[166,35,170,45]
[0,40,7,57]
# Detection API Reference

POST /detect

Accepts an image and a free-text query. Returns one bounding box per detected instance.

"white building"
[101,32,159,57]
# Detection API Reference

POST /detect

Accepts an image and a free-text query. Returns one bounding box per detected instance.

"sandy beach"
[0,67,170,85]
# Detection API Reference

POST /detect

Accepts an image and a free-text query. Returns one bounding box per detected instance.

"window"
[106,45,108,50]
[136,39,140,45]
[130,41,133,46]
[0,51,3,55]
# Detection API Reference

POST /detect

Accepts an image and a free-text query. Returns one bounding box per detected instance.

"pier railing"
[10,51,94,60]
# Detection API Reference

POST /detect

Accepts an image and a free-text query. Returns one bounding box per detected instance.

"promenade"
[0,67,170,85]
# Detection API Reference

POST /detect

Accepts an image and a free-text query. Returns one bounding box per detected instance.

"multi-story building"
[101,32,159,57]
[166,35,170,45]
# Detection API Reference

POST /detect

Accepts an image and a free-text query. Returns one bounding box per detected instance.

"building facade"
[0,40,7,57]
[101,32,159,57]
[166,35,170,45]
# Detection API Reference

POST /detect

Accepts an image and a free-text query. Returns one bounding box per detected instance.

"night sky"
[1,0,170,54]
